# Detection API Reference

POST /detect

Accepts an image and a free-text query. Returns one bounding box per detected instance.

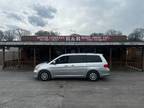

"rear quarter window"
[86,55,102,62]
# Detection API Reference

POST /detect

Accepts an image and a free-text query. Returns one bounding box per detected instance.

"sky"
[0,0,144,35]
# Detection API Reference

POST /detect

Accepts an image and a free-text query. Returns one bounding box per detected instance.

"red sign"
[22,35,127,42]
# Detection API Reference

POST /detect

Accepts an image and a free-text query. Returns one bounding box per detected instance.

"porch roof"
[0,41,144,47]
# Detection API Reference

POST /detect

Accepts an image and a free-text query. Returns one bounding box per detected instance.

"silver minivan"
[34,53,110,81]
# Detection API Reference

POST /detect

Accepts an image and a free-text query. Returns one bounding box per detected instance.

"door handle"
[64,65,75,67]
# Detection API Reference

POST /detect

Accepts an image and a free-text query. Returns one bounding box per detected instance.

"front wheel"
[38,70,51,81]
[87,71,99,81]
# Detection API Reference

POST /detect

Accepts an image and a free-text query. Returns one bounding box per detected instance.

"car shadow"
[52,77,111,82]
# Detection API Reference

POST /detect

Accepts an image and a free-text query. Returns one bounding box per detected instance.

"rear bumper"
[99,71,110,78]
[100,73,110,77]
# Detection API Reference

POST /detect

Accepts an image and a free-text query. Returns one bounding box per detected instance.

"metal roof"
[0,41,144,47]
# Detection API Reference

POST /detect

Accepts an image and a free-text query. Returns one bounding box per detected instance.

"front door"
[50,55,86,78]
[50,56,70,77]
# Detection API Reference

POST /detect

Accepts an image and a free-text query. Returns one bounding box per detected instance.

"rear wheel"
[38,70,51,81]
[87,71,99,81]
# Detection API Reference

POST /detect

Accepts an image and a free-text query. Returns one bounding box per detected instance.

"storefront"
[0,35,144,71]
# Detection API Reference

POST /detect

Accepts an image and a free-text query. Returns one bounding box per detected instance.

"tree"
[105,29,123,36]
[90,33,104,36]
[70,33,81,36]
[0,30,4,41]
[4,30,15,41]
[3,28,30,41]
[128,28,144,41]
[14,28,31,41]
[35,30,59,36]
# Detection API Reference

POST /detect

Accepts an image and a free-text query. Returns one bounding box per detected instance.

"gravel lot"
[0,69,144,108]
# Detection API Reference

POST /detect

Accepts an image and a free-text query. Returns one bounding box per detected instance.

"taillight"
[104,64,109,68]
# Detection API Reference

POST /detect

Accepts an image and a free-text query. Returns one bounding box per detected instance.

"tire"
[38,70,51,81]
[87,71,99,81]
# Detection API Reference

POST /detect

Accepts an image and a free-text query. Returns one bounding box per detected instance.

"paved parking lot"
[0,70,144,108]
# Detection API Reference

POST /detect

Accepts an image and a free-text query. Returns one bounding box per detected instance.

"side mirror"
[51,61,56,65]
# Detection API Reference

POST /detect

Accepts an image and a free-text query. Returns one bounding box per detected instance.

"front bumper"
[34,71,39,79]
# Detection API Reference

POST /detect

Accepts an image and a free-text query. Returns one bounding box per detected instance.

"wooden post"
[142,47,144,72]
[78,47,80,53]
[33,48,36,66]
[109,48,112,69]
[95,47,97,53]
[65,46,67,54]
[49,46,51,61]
[125,48,128,66]
[2,47,5,69]
[18,47,21,68]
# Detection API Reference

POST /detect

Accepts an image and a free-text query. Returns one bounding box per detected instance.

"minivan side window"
[68,55,86,63]
[86,55,102,62]
[55,56,68,64]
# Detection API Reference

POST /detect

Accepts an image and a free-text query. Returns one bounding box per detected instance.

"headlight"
[34,65,40,71]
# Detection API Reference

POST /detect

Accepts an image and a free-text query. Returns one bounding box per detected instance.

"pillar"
[49,46,51,61]
[64,46,67,54]
[109,48,112,69]
[33,48,36,66]
[77,47,80,53]
[95,47,97,53]
[125,47,128,66]
[142,47,144,72]
[18,47,21,67]
[2,47,5,69]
